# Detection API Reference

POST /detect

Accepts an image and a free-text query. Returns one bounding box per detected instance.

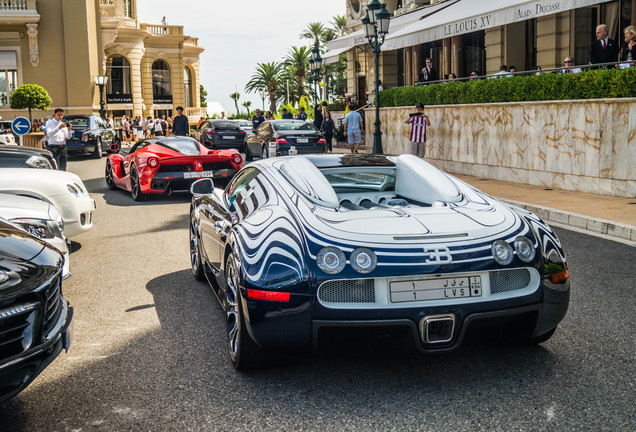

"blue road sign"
[12,117,31,136]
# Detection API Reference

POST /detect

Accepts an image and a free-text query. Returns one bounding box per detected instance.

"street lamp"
[309,43,322,106]
[94,75,108,119]
[258,88,266,111]
[362,0,390,154]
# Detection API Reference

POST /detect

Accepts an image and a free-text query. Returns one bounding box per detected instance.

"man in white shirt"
[45,108,72,171]
[562,57,583,74]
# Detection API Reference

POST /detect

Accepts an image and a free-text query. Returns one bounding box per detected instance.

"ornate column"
[26,23,39,67]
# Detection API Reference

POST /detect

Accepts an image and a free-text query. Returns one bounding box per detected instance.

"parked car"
[0,168,95,237]
[234,120,253,137]
[0,120,17,145]
[0,194,71,278]
[0,217,73,403]
[105,136,243,201]
[244,119,326,161]
[189,154,570,369]
[191,119,246,153]
[64,115,117,159]
[0,145,57,169]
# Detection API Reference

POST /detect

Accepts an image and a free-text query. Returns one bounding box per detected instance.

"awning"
[324,0,459,55]
[322,47,350,65]
[382,0,612,51]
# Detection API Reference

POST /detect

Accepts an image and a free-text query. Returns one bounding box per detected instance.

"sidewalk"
[332,144,636,243]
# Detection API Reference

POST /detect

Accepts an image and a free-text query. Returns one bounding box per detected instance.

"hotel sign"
[106,93,133,104]
[153,95,173,104]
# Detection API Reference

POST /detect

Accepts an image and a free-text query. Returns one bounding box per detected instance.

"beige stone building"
[0,0,205,121]
[325,0,635,106]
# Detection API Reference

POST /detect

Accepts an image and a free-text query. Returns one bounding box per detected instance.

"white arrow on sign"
[14,122,29,132]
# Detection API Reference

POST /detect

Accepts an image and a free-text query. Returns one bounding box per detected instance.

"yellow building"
[0,0,205,121]
[326,0,635,106]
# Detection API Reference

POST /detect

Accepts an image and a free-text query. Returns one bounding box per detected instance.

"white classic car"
[0,194,71,278]
[0,168,95,237]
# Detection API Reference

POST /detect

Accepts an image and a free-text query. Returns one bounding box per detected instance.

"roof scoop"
[395,154,462,205]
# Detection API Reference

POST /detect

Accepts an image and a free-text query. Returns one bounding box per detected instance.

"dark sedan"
[63,115,116,159]
[0,218,73,402]
[245,120,326,161]
[191,119,246,153]
[0,145,57,169]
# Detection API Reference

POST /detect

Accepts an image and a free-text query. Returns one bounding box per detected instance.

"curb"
[501,198,636,243]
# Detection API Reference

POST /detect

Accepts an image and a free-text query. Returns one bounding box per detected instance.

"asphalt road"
[1,156,635,432]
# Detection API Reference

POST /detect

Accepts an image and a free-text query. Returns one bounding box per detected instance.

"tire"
[190,210,205,281]
[130,165,145,201]
[105,160,117,190]
[92,139,103,159]
[528,327,556,345]
[245,145,253,162]
[225,254,261,370]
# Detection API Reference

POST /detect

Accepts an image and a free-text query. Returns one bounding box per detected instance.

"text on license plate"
[222,136,235,139]
[297,138,309,143]
[184,170,216,179]
[390,276,482,303]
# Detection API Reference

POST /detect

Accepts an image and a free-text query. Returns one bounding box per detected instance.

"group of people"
[119,106,190,144]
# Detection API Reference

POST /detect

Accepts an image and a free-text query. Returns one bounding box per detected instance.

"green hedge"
[378,68,636,107]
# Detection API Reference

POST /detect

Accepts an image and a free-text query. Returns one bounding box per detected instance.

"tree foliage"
[200,84,208,107]
[245,62,284,114]
[229,92,240,116]
[10,84,52,122]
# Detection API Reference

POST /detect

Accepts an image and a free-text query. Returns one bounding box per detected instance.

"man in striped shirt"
[405,103,431,157]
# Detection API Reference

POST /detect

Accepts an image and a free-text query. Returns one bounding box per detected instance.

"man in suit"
[417,58,438,83]
[590,24,619,66]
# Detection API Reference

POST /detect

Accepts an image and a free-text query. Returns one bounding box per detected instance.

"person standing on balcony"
[405,103,431,158]
[417,58,438,83]
[172,106,189,136]
[619,25,636,66]
[590,24,619,66]
[161,16,168,34]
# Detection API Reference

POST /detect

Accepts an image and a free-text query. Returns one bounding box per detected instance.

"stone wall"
[364,98,636,198]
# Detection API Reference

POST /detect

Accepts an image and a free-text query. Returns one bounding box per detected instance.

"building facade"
[326,0,635,105]
[0,0,204,121]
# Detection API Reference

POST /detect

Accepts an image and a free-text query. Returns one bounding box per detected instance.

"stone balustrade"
[364,98,636,198]
[140,23,183,36]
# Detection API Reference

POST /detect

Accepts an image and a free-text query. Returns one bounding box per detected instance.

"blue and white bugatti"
[189,153,570,369]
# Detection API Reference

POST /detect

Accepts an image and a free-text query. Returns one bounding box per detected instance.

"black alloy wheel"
[190,210,205,281]
[92,138,103,159]
[225,254,260,370]
[130,165,145,201]
[105,160,117,190]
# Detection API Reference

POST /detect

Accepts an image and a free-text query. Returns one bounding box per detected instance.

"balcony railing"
[0,0,31,11]
[0,0,39,25]
[140,24,184,36]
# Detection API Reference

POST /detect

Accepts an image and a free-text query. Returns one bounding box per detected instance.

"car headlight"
[350,248,377,273]
[316,246,346,274]
[491,240,514,265]
[25,155,54,169]
[11,218,56,239]
[514,236,536,262]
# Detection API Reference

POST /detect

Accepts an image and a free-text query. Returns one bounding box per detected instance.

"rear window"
[324,171,395,192]
[212,121,239,130]
[237,121,251,128]
[67,118,89,128]
[159,138,201,155]
[273,122,317,132]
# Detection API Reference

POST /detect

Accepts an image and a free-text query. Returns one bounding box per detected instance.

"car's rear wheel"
[190,210,205,281]
[528,327,556,345]
[130,165,145,201]
[92,138,103,159]
[105,160,117,190]
[225,254,260,370]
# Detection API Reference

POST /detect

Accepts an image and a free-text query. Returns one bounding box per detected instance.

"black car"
[245,120,326,161]
[63,115,117,159]
[191,119,246,153]
[0,218,73,402]
[0,145,57,169]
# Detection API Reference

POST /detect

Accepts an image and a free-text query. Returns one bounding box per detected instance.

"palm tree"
[284,46,310,101]
[242,100,251,118]
[245,62,284,114]
[300,22,325,48]
[330,15,347,37]
[229,92,240,116]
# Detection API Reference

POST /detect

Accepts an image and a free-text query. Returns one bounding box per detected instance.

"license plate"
[184,170,216,179]
[222,136,235,139]
[297,138,309,143]
[390,276,482,303]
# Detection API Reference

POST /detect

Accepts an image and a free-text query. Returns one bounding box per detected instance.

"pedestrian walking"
[45,108,72,171]
[342,104,364,153]
[320,110,335,153]
[172,107,189,136]
[153,118,163,136]
[313,104,323,130]
[252,109,265,131]
[121,115,131,144]
[405,103,431,158]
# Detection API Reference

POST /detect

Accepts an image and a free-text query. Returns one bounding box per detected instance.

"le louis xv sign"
[442,1,561,38]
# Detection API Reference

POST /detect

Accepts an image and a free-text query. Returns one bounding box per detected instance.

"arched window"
[106,55,131,96]
[184,67,192,107]
[152,59,171,97]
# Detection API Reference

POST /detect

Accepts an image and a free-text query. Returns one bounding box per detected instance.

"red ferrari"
[105,136,243,200]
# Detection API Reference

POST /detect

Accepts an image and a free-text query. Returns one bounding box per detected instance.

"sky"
[137,0,345,116]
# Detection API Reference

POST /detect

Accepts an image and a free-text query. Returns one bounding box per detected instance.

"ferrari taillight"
[233,154,242,164]
[147,157,159,168]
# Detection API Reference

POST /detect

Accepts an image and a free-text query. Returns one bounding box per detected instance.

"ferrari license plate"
[390,276,482,303]
[184,170,215,179]
[222,136,235,139]
[297,138,309,143]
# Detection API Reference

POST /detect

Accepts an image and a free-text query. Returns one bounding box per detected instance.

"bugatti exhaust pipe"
[421,314,455,344]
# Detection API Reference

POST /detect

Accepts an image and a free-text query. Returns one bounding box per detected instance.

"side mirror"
[191,178,215,195]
